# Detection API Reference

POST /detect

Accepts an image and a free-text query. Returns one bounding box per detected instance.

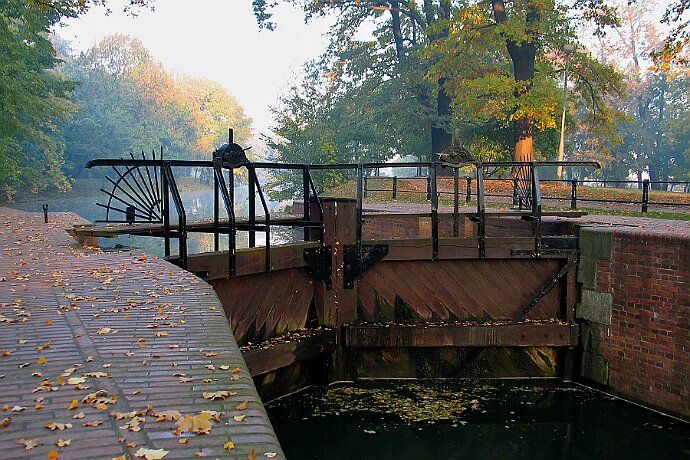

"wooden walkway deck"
[0,208,284,460]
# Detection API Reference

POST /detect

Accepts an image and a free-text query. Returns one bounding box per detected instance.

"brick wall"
[577,227,690,418]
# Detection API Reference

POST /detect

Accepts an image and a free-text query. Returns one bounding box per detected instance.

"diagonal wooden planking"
[359,259,563,322]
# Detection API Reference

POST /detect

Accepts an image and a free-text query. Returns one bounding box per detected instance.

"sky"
[55,0,335,136]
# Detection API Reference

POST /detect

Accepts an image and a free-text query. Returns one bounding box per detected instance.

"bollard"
[570,179,578,210]
[42,204,48,223]
[426,176,431,201]
[465,176,472,203]
[392,176,397,199]
[641,179,649,213]
[126,206,136,223]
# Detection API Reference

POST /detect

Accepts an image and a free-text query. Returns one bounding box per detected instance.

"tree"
[0,0,73,199]
[255,0,623,167]
[60,34,252,176]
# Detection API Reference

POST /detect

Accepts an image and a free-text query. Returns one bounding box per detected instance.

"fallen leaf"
[18,339,28,344]
[36,341,51,351]
[235,400,248,411]
[11,405,27,412]
[193,452,206,458]
[232,367,241,373]
[178,438,188,444]
[82,372,108,378]
[47,450,59,460]
[249,448,257,460]
[133,447,169,459]
[154,410,181,422]
[37,357,47,365]
[265,453,277,458]
[233,415,245,422]
[224,441,235,450]
[0,417,10,429]
[68,400,79,410]
[67,377,86,385]
[218,365,230,370]
[16,438,39,450]
[111,411,137,420]
[56,439,71,447]
[202,391,236,401]
[46,422,73,430]
[35,403,44,410]
[204,352,218,357]
[83,420,103,427]
[72,412,85,419]
[45,320,53,326]
[175,412,213,435]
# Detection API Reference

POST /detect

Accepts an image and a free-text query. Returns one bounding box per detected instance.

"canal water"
[11,186,296,256]
[266,379,690,460]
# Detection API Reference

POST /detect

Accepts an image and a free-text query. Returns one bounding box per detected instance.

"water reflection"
[12,186,298,257]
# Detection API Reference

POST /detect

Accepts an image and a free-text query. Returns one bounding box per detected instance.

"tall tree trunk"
[492,0,539,162]
[390,1,405,61]
[428,0,453,166]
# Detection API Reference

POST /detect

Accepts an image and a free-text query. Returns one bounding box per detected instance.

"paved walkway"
[0,208,284,459]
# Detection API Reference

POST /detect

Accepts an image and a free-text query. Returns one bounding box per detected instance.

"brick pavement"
[0,208,284,460]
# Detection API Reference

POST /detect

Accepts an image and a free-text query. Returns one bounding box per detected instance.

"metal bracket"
[343,244,389,289]
[304,246,333,290]
[513,253,579,323]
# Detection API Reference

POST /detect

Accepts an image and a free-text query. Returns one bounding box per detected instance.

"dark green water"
[266,380,690,460]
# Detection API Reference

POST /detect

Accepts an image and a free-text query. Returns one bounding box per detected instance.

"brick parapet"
[577,224,689,419]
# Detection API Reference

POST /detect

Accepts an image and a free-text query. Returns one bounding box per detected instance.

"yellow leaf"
[45,320,53,326]
[16,438,38,450]
[45,422,72,430]
[47,450,59,460]
[0,417,11,428]
[36,341,51,351]
[202,390,236,401]
[154,410,181,422]
[233,415,245,422]
[35,403,44,410]
[232,367,241,373]
[37,357,47,365]
[83,420,103,427]
[178,438,188,444]
[223,441,235,450]
[175,412,213,434]
[133,447,169,460]
[235,400,248,411]
[68,400,79,410]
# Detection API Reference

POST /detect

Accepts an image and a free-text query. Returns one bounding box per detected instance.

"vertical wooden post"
[315,198,357,327]
[563,260,578,382]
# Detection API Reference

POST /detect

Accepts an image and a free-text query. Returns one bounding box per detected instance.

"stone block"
[576,289,612,325]
[579,227,613,260]
[577,255,597,290]
[581,350,609,385]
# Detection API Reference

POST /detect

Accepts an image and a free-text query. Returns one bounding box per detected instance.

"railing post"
[570,179,578,210]
[512,177,519,206]
[248,165,256,247]
[426,175,432,201]
[642,179,650,213]
[392,176,397,199]
[213,169,219,252]
[363,176,368,199]
[42,204,48,223]
[126,206,136,223]
[303,166,310,241]
[453,168,459,237]
[431,164,439,260]
[465,176,472,203]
